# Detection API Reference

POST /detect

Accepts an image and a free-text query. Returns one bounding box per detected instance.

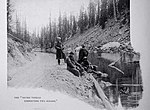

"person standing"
[55,37,63,65]
[61,44,66,62]
[78,44,89,64]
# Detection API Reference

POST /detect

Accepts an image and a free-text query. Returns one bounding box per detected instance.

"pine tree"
[62,14,69,42]
[49,14,52,48]
[15,14,22,39]
[78,6,85,33]
[7,0,13,33]
[95,0,101,25]
[40,28,44,51]
[52,21,57,47]
[58,12,62,39]
[23,19,28,43]
[118,0,130,14]
[83,11,89,30]
[113,0,117,21]
[88,0,96,28]
[107,0,114,19]
[72,16,77,35]
[100,0,108,29]
[69,14,73,35]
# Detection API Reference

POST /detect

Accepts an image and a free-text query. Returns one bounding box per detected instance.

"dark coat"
[81,60,90,71]
[78,48,89,63]
[66,55,84,76]
[55,42,63,59]
[66,56,80,69]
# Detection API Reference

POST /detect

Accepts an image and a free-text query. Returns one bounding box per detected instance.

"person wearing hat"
[80,56,99,74]
[66,51,85,77]
[78,44,89,64]
[55,38,63,65]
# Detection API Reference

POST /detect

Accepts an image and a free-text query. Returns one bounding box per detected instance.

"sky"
[12,0,90,33]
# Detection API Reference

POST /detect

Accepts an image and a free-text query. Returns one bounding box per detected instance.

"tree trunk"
[113,0,117,21]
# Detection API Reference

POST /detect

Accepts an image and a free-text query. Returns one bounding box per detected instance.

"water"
[88,51,143,109]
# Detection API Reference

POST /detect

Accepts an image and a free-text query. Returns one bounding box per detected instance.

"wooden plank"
[90,74,115,110]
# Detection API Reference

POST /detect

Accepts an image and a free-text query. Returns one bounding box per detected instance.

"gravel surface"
[8,52,105,109]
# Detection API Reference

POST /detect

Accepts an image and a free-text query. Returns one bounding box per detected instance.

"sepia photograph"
[1,0,149,110]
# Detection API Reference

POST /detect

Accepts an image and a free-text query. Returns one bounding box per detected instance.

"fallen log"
[7,33,24,43]
[90,74,115,110]
[108,58,124,74]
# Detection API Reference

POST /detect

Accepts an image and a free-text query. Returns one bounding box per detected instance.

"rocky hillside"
[7,35,35,81]
[64,11,131,53]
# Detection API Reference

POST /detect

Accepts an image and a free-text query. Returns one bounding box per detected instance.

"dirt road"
[8,51,104,109]
[8,52,59,88]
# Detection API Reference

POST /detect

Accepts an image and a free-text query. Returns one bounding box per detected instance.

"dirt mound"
[42,64,105,109]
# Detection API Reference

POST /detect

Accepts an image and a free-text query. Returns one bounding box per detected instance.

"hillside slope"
[64,17,130,52]
[7,36,35,81]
